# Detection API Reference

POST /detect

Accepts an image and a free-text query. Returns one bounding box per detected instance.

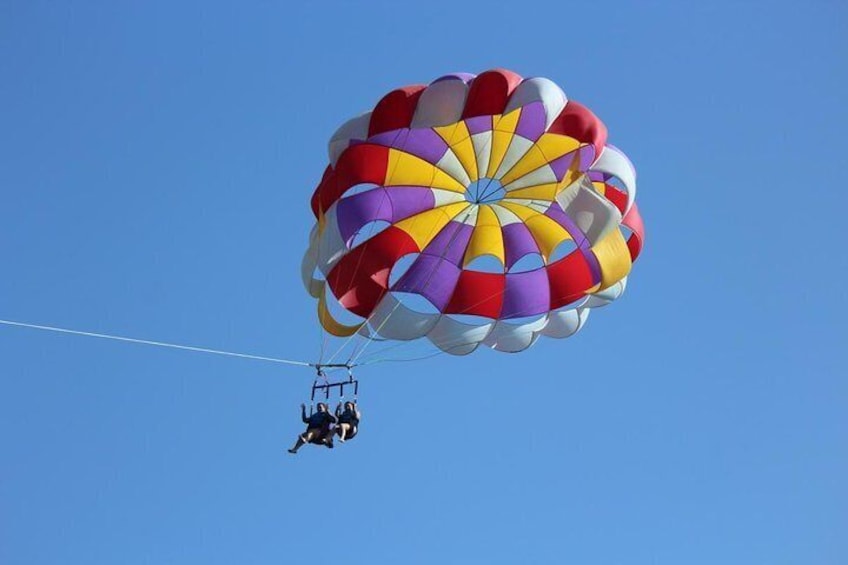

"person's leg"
[289,429,317,453]
[337,423,350,442]
[288,434,307,454]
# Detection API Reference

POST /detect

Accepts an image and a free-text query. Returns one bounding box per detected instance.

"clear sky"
[1,2,846,564]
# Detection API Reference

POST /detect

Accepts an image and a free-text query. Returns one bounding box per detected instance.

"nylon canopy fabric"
[303,69,645,355]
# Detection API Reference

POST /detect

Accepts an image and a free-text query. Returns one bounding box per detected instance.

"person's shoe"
[287,449,297,454]
[326,440,334,449]
[338,437,346,443]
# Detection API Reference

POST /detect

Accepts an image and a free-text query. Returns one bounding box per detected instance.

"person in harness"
[287,402,336,454]
[332,401,361,443]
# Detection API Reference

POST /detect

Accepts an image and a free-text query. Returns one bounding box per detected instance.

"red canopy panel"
[547,250,596,309]
[603,184,628,215]
[325,226,419,318]
[549,100,608,162]
[368,85,426,137]
[623,203,644,261]
[312,144,390,216]
[444,270,505,318]
[461,69,523,119]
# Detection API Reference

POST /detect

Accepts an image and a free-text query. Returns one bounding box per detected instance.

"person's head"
[344,401,354,411]
[316,402,328,412]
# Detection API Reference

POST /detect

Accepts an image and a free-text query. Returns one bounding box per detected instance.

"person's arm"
[301,404,309,424]
[354,408,362,421]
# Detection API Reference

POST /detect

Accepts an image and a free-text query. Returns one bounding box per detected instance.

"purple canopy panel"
[577,146,596,173]
[465,115,493,136]
[392,254,462,311]
[501,268,550,318]
[503,222,540,269]
[336,187,436,244]
[580,145,598,170]
[421,221,474,266]
[385,187,435,222]
[336,189,394,244]
[548,150,580,182]
[366,128,407,149]
[514,101,547,141]
[367,128,449,164]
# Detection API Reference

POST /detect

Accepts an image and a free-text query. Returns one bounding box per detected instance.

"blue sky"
[1,1,846,563]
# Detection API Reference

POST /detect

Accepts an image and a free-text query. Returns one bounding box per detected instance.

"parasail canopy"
[302,69,644,356]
